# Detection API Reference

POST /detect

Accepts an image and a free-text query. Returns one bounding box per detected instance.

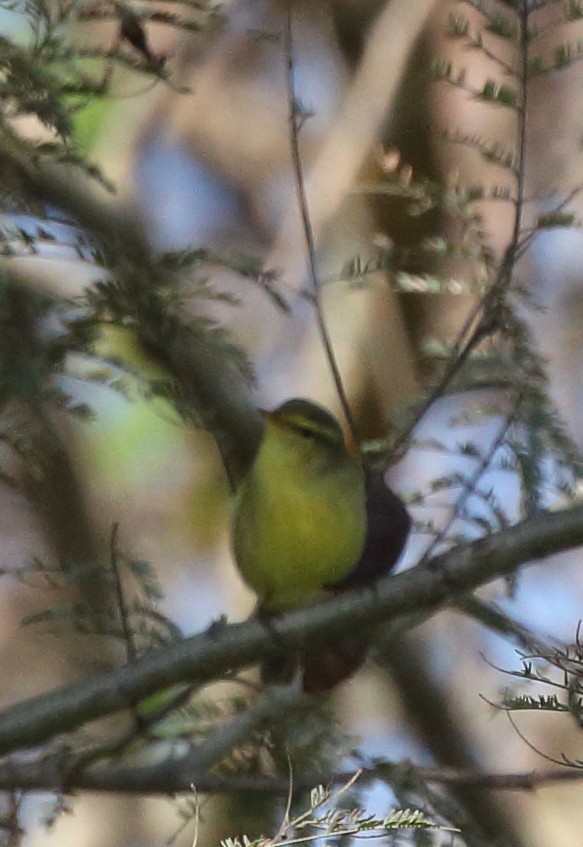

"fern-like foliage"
[343,0,583,565]
[221,775,458,847]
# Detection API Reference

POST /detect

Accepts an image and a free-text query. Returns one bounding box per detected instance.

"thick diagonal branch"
[0,503,581,756]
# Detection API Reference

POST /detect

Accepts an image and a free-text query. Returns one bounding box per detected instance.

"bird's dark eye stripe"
[293,424,316,439]
[289,419,342,444]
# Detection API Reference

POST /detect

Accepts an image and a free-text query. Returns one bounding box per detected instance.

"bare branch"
[0,503,582,757]
[0,751,583,797]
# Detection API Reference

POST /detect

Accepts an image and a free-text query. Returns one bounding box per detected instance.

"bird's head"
[259,399,356,475]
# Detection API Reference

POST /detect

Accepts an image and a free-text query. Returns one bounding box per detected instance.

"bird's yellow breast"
[231,420,366,611]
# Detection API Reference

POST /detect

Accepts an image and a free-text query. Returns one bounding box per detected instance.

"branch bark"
[1,752,583,797]
[0,502,582,758]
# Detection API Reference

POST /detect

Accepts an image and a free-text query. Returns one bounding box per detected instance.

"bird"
[231,398,411,691]
[231,399,367,611]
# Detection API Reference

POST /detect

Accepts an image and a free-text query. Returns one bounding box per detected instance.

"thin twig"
[390,277,501,458]
[175,683,304,774]
[420,390,525,562]
[456,596,552,657]
[109,522,137,665]
[505,712,575,770]
[512,0,529,257]
[463,33,517,77]
[283,1,359,445]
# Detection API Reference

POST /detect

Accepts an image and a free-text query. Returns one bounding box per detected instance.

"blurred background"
[3,0,583,844]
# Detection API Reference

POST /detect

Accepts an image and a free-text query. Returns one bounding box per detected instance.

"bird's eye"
[296,425,315,439]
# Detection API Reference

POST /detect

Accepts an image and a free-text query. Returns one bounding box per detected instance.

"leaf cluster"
[221,775,457,847]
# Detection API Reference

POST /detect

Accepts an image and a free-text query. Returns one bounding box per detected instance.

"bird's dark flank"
[231,398,411,692]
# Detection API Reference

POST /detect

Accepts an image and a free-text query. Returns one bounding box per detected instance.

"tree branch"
[0,502,582,757]
[1,752,583,797]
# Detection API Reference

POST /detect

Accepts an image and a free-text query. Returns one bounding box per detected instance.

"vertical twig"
[283,1,359,446]
[108,524,198,739]
[109,522,137,665]
[108,523,153,735]
[513,0,529,257]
